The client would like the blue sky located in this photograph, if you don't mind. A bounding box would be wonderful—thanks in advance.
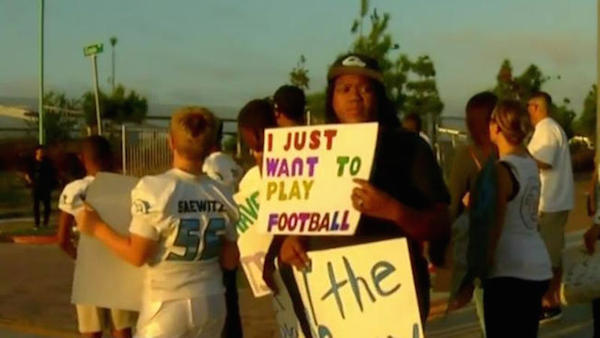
[0,0,595,118]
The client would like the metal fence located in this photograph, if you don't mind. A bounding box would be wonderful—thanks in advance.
[121,125,171,177]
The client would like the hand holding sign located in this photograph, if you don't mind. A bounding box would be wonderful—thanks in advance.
[258,123,378,236]
[351,178,399,222]
[280,236,310,270]
[75,203,102,236]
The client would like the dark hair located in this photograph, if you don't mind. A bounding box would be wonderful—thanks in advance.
[492,100,529,145]
[465,91,498,146]
[324,79,399,127]
[81,135,113,171]
[530,91,552,107]
[402,113,422,132]
[325,53,399,127]
[237,99,276,151]
[274,85,306,124]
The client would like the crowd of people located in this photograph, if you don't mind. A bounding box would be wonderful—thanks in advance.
[45,52,598,338]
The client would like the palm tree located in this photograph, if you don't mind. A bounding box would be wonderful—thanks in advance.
[109,36,117,92]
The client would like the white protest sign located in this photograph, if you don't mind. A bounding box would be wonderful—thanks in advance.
[235,167,309,336]
[272,271,306,338]
[257,123,378,236]
[293,238,423,338]
[71,172,144,311]
[234,182,272,297]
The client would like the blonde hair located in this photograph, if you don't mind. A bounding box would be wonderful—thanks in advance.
[170,106,218,161]
[491,100,530,145]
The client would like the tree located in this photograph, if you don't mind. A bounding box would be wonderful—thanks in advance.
[493,59,550,102]
[29,91,80,144]
[289,54,310,90]
[349,3,443,125]
[403,55,444,132]
[290,0,444,126]
[573,85,597,138]
[552,98,576,139]
[492,59,574,139]
[82,85,148,126]
[306,92,326,125]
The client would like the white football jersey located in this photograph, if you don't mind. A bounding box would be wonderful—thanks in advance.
[202,152,243,191]
[58,176,95,216]
[129,168,239,302]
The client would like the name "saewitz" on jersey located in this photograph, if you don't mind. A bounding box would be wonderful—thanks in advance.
[178,200,225,213]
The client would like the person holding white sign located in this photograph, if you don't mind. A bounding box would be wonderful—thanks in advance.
[237,98,313,337]
[57,136,137,338]
[482,101,551,337]
[76,107,240,338]
[279,53,451,323]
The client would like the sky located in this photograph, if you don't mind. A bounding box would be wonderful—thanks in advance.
[0,0,596,119]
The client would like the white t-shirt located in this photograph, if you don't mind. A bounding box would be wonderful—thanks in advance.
[527,117,574,212]
[58,176,95,216]
[129,168,239,302]
[202,152,243,191]
[489,155,552,281]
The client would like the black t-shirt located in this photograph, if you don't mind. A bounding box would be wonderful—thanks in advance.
[306,126,450,299]
[29,159,57,191]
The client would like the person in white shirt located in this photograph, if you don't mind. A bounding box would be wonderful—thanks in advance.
[485,100,552,338]
[202,121,244,338]
[77,107,240,338]
[203,122,243,192]
[57,135,137,338]
[526,91,574,322]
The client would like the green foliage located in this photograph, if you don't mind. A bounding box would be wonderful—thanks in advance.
[551,98,576,139]
[289,1,444,127]
[349,3,443,124]
[289,55,310,90]
[493,59,550,101]
[573,85,597,138]
[403,55,444,131]
[82,84,148,126]
[492,59,575,139]
[306,92,326,125]
[30,91,80,144]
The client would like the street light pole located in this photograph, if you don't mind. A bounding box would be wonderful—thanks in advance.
[110,36,117,93]
[597,0,600,163]
[38,0,45,145]
[90,54,102,135]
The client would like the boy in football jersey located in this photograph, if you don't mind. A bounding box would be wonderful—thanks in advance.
[77,107,240,337]
[57,135,137,338]
[202,120,244,338]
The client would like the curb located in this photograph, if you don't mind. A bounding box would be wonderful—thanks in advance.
[428,298,448,321]
[10,235,58,244]
[0,319,76,338]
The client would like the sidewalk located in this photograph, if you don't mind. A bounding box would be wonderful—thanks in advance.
[0,175,592,337]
